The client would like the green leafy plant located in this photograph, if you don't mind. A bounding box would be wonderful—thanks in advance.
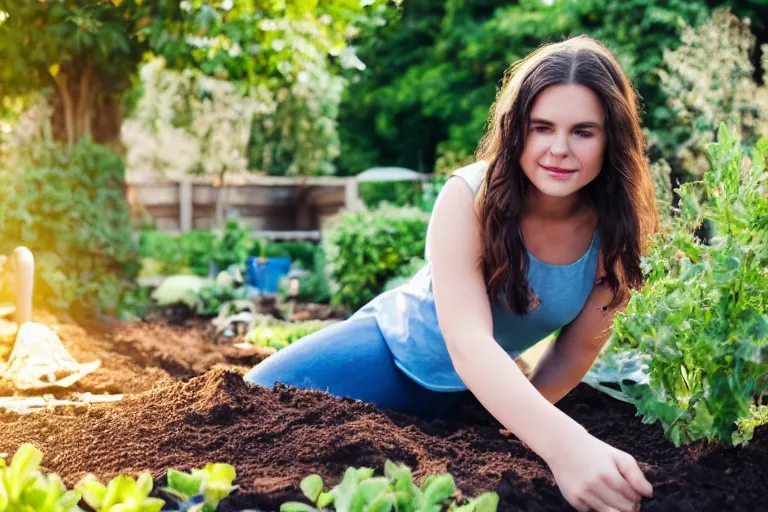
[162,463,237,512]
[75,472,164,512]
[245,321,332,351]
[0,134,138,317]
[323,204,429,311]
[0,443,82,512]
[281,460,499,512]
[151,270,246,318]
[587,124,768,447]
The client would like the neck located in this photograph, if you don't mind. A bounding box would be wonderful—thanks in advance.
[523,188,585,220]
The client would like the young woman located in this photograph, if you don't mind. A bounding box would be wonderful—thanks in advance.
[245,35,658,512]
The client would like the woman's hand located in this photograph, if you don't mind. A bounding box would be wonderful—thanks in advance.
[545,430,653,512]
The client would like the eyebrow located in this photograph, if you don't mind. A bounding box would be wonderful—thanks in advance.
[529,118,603,129]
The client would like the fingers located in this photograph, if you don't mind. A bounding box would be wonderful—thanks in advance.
[615,453,653,498]
[579,492,617,512]
[604,474,642,502]
[594,483,639,511]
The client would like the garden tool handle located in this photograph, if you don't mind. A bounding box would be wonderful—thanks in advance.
[11,247,34,324]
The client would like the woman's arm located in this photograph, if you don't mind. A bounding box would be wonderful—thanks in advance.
[429,186,651,512]
[429,178,589,462]
[529,278,624,404]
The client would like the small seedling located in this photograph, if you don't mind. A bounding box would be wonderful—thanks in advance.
[75,472,165,512]
[0,443,82,512]
[280,460,498,512]
[162,463,238,512]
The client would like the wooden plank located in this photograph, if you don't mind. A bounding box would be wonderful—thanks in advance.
[127,170,352,188]
[132,184,179,205]
[179,180,193,233]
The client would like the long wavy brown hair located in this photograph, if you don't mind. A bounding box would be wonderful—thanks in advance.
[474,35,659,315]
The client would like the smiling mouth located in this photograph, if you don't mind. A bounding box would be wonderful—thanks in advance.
[542,166,577,173]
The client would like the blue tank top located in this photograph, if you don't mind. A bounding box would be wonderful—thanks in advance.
[351,162,601,391]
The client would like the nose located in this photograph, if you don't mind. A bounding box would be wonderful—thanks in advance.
[549,132,569,157]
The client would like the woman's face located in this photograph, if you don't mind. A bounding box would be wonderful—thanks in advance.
[519,83,607,199]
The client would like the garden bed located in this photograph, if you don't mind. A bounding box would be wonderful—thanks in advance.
[0,315,765,511]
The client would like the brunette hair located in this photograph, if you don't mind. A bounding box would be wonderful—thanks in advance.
[474,35,658,315]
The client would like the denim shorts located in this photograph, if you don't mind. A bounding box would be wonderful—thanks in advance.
[243,314,472,418]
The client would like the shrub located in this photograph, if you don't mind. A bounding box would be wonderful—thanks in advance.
[139,222,320,278]
[0,136,137,317]
[587,125,768,447]
[323,204,429,311]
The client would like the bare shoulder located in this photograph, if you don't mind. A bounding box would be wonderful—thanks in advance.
[427,176,482,260]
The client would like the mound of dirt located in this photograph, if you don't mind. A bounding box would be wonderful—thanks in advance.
[0,314,264,398]
[0,366,765,511]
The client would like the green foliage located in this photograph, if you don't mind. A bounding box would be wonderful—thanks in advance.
[0,1,148,96]
[245,320,331,351]
[588,125,768,447]
[0,136,137,316]
[323,204,429,311]
[585,0,709,132]
[75,473,164,512]
[263,241,317,270]
[648,8,768,180]
[291,244,332,304]
[360,177,446,213]
[163,463,237,512]
[150,270,246,317]
[0,0,179,144]
[383,257,427,293]
[139,230,217,277]
[0,443,81,512]
[281,460,498,512]
[0,444,236,512]
[139,222,319,278]
[146,0,396,176]
[335,0,709,175]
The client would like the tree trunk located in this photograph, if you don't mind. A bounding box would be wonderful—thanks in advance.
[50,60,122,146]
[52,73,75,146]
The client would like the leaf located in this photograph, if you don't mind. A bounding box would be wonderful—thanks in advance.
[137,471,155,497]
[6,443,43,502]
[75,474,107,510]
[280,502,316,512]
[356,477,389,503]
[468,492,499,512]
[300,474,323,503]
[101,475,137,510]
[166,470,204,499]
[48,63,60,78]
[193,463,236,507]
[364,492,395,512]
[316,491,334,508]
[422,474,455,505]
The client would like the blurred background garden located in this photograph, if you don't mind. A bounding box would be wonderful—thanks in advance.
[0,0,766,338]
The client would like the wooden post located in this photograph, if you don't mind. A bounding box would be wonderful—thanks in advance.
[179,180,193,232]
[344,178,361,211]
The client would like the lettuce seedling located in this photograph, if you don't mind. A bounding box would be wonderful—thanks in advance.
[163,463,237,512]
[0,443,82,512]
[75,472,164,512]
[0,443,44,507]
[281,460,499,512]
[19,473,83,512]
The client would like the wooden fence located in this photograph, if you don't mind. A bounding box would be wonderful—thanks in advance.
[125,171,362,240]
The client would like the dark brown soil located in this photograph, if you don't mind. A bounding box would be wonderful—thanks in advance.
[0,315,766,511]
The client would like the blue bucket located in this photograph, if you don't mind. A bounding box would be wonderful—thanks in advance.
[246,257,293,294]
